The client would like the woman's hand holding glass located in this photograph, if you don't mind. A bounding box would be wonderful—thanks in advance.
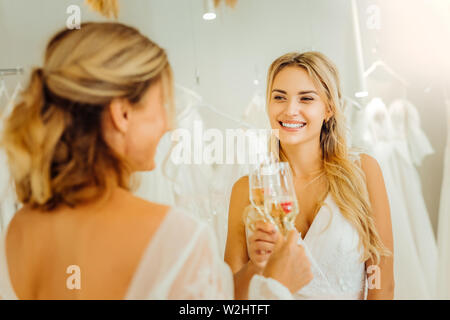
[247,219,281,270]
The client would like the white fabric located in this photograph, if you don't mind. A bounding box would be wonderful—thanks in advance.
[362,97,437,299]
[245,193,367,300]
[248,274,295,300]
[344,98,372,153]
[124,208,234,299]
[0,207,293,300]
[0,114,18,235]
[437,99,450,299]
[243,91,270,129]
[0,77,22,235]
[389,99,434,166]
[0,150,16,235]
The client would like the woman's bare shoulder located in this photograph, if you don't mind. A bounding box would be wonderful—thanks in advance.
[228,175,250,224]
[358,153,382,175]
[229,175,250,215]
[122,190,170,219]
[106,188,173,238]
[232,175,249,195]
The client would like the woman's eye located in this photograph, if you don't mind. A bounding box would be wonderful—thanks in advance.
[300,96,314,102]
[273,95,285,101]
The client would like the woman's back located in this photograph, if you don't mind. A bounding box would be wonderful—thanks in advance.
[4,188,169,299]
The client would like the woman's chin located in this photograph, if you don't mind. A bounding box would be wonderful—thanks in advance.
[144,162,156,171]
[279,134,305,146]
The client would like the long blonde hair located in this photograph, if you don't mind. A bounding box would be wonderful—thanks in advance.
[267,52,390,264]
[1,22,173,211]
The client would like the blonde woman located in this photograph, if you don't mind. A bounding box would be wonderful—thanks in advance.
[0,23,307,300]
[225,52,395,300]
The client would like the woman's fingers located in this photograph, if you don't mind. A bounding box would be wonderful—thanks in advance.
[252,241,274,253]
[248,229,277,267]
[249,229,278,244]
[249,237,275,257]
[254,220,277,234]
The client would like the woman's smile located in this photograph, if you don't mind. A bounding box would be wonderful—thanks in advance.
[278,120,308,132]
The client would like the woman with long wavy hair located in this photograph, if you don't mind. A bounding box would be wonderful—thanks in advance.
[0,22,308,300]
[225,52,394,300]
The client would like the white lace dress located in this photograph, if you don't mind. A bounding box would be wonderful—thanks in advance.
[0,207,296,300]
[363,97,437,299]
[246,193,367,300]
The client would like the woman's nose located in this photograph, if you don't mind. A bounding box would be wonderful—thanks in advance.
[285,98,300,116]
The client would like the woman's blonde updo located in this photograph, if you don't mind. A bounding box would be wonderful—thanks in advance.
[1,22,173,210]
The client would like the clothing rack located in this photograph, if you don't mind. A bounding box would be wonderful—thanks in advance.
[350,0,367,96]
[0,67,24,76]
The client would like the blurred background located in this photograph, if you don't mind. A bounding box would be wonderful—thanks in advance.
[0,0,449,299]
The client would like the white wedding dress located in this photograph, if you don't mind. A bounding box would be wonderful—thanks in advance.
[362,97,437,299]
[243,91,270,129]
[0,78,23,235]
[245,191,368,300]
[0,206,297,300]
[0,118,18,235]
[343,98,371,152]
[437,98,450,299]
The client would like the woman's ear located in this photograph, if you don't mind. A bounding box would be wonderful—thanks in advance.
[325,107,334,121]
[108,98,130,134]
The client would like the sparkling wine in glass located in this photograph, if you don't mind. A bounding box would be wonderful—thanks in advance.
[246,154,278,230]
[262,162,299,237]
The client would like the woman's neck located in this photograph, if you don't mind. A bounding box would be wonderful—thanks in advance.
[280,139,323,179]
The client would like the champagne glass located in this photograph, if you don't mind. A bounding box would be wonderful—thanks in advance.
[262,162,299,237]
[246,164,268,232]
[246,154,278,231]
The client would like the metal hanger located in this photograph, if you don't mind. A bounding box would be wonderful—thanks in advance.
[343,95,362,110]
[364,59,409,87]
[176,83,252,128]
[0,67,24,117]
[5,80,23,117]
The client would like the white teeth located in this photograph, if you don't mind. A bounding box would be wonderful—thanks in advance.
[281,122,306,128]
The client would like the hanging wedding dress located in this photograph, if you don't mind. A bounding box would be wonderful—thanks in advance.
[437,98,450,299]
[343,97,370,151]
[243,90,270,129]
[0,80,19,236]
[0,147,16,236]
[363,97,437,299]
